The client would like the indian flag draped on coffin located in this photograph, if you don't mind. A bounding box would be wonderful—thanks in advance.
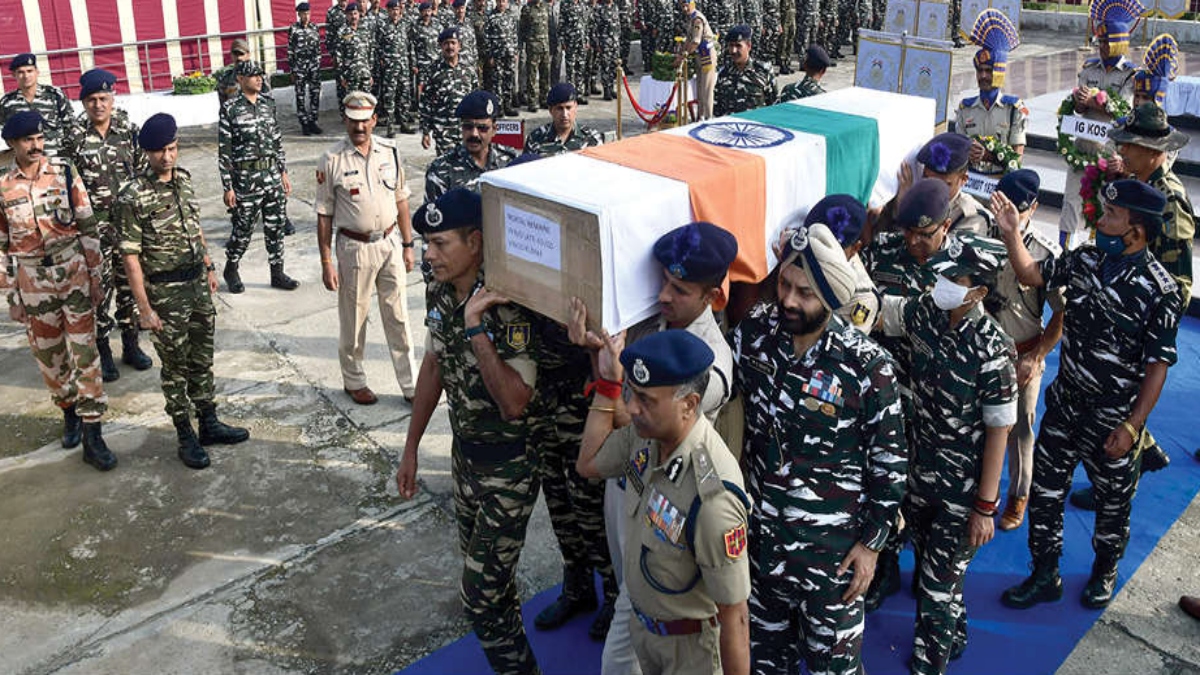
[478,87,935,333]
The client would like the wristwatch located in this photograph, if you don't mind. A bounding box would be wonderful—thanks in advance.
[402,240,415,249]
[205,262,216,272]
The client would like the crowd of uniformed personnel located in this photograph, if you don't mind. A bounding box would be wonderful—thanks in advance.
[0,0,1197,673]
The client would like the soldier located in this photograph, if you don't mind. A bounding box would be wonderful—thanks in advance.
[576,329,752,675]
[739,0,764,40]
[561,0,592,105]
[452,0,480,74]
[337,3,375,108]
[360,0,384,95]
[289,2,325,135]
[520,0,552,111]
[420,28,478,156]
[875,134,990,237]
[0,54,74,157]
[833,0,858,60]
[0,111,114,469]
[116,114,250,470]
[378,0,418,136]
[995,179,1182,612]
[326,0,351,71]
[470,0,492,86]
[737,223,905,675]
[411,1,445,93]
[436,0,456,27]
[523,83,603,155]
[713,25,777,117]
[778,44,828,101]
[214,39,257,108]
[485,0,521,116]
[425,90,517,201]
[878,233,1016,674]
[549,0,563,84]
[615,0,632,74]
[397,187,545,675]
[816,0,839,59]
[63,69,153,383]
[590,0,621,101]
[956,10,1025,178]
[760,0,781,70]
[218,60,298,294]
[637,0,662,74]
[675,0,718,120]
[776,0,796,74]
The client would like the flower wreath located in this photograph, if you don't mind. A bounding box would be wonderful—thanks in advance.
[974,135,1022,173]
[1078,155,1124,231]
[1055,87,1132,172]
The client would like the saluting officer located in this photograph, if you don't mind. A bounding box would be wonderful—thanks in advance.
[873,134,990,237]
[0,54,74,157]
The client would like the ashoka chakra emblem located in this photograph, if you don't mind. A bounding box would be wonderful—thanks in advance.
[689,121,794,149]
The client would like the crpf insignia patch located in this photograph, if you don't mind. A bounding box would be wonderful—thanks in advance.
[851,302,870,325]
[724,523,747,559]
[507,323,530,350]
[633,446,650,475]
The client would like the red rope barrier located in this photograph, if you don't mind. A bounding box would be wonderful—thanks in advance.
[621,73,677,125]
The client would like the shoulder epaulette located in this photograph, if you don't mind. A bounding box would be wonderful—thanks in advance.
[1147,259,1179,294]
[1082,56,1101,67]
[1025,227,1062,257]
[961,95,979,107]
[1000,93,1020,106]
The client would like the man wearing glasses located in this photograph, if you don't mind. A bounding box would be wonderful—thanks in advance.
[424,89,516,202]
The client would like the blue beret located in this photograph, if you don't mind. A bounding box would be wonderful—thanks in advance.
[804,194,866,246]
[507,151,542,167]
[418,1,432,9]
[439,26,460,42]
[620,330,714,388]
[653,221,738,285]
[296,2,311,10]
[896,178,950,229]
[930,233,1008,280]
[456,89,500,118]
[547,82,577,106]
[1103,178,1167,237]
[138,113,178,150]
[726,25,752,42]
[10,53,36,71]
[804,44,830,70]
[235,60,265,77]
[916,132,971,174]
[996,169,1040,212]
[78,69,117,100]
[386,0,400,6]
[453,0,467,6]
[413,188,482,234]
[2,110,43,140]
[346,2,360,10]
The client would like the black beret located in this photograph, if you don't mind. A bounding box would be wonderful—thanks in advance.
[995,169,1040,212]
[896,178,950,229]
[453,0,467,7]
[418,1,432,9]
[235,60,265,77]
[1103,178,1167,238]
[78,69,117,100]
[386,0,400,6]
[917,132,971,174]
[2,110,43,140]
[507,152,542,167]
[725,25,752,42]
[10,53,36,71]
[803,194,866,246]
[346,1,361,10]
[439,26,460,42]
[138,113,178,150]
[620,330,714,388]
[296,2,311,10]
[804,44,831,70]
[456,89,500,118]
[547,82,576,106]
[413,188,482,234]
[652,221,738,285]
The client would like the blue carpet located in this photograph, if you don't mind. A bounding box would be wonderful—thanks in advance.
[400,316,1200,675]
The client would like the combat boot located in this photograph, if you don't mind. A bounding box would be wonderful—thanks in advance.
[224,260,245,294]
[283,217,297,236]
[589,81,601,96]
[197,403,250,446]
[270,263,300,290]
[1140,442,1170,473]
[1001,556,1063,609]
[301,122,314,136]
[400,118,418,134]
[588,573,618,641]
[863,547,901,612]
[97,337,121,382]
[121,328,153,370]
[62,404,83,449]
[81,421,117,471]
[311,122,324,135]
[1082,554,1119,608]
[1070,486,1097,511]
[175,416,211,469]
[577,96,589,106]
[602,88,614,101]
[534,566,598,630]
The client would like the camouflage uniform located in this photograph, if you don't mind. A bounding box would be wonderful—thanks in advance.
[777,0,796,71]
[861,231,943,385]
[797,0,819,57]
[470,2,492,87]
[522,121,603,155]
[615,0,632,72]
[410,16,444,88]
[326,4,351,104]
[288,18,324,128]
[437,1,456,28]
[713,58,777,116]
[485,6,521,110]
[834,0,858,56]
[218,93,288,266]
[881,292,1016,675]
[0,85,74,157]
[734,305,906,675]
[113,168,217,422]
[424,143,518,202]
[62,110,146,343]
[425,270,544,675]
[560,0,591,101]
[777,73,824,101]
[1147,166,1195,304]
[337,23,376,104]
[636,0,664,73]
[738,0,764,34]
[0,156,107,419]
[707,0,736,38]
[361,6,385,95]
[419,60,479,155]
[520,0,552,107]
[378,14,416,130]
[590,0,621,99]
[760,0,781,64]
[455,15,481,72]
[816,0,838,54]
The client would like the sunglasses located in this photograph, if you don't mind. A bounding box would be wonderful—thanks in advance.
[461,122,492,132]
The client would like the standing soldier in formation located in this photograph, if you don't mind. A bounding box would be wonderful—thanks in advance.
[0,111,114,469]
[549,0,563,85]
[523,83,603,155]
[117,113,250,470]
[778,45,829,101]
[337,3,375,110]
[676,0,717,120]
[411,2,445,95]
[615,0,632,75]
[452,0,480,74]
[424,90,517,201]
[218,61,298,294]
[327,0,351,75]
[378,0,419,136]
[437,0,457,27]
[561,0,592,105]
[63,69,153,384]
[470,0,492,86]
[796,0,818,61]
[421,27,479,156]
[214,39,265,109]
[486,0,521,116]
[591,0,621,101]
[776,0,796,73]
[736,223,906,675]
[1,54,75,157]
[360,0,383,96]
[637,0,662,74]
[521,0,553,111]
[760,0,781,68]
[289,2,325,136]
[398,187,546,675]
[713,25,777,117]
[833,0,858,60]
[956,10,1025,179]
[817,0,839,60]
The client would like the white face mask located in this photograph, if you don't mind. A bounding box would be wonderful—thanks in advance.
[931,275,973,311]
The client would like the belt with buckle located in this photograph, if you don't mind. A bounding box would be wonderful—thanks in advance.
[632,605,716,637]
[233,158,276,171]
[337,224,395,243]
[147,264,203,284]
[16,236,82,268]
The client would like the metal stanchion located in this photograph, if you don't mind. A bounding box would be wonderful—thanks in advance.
[617,63,624,139]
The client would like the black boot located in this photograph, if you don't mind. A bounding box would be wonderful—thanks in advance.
[311,122,324,135]
[283,217,296,236]
[1001,556,1063,609]
[1070,485,1097,511]
[577,96,589,106]
[81,421,117,471]
[62,404,83,449]
[270,263,300,290]
[197,403,250,446]
[301,121,314,136]
[864,547,901,612]
[1082,555,1119,608]
[97,338,120,382]
[1140,443,1170,473]
[175,417,211,469]
[588,574,618,641]
[121,328,153,370]
[224,260,245,294]
[534,566,598,630]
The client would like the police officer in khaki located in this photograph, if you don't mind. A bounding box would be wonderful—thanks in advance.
[578,329,751,675]
[316,91,418,406]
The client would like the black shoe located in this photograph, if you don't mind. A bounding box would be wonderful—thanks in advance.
[1082,556,1119,608]
[301,123,314,136]
[588,596,616,641]
[602,90,614,101]
[864,549,901,613]
[830,49,845,59]
[589,84,602,96]
[283,218,296,236]
[312,123,324,135]
[1070,486,1097,511]
[197,403,250,446]
[270,263,300,290]
[503,107,519,117]
[62,404,83,449]
[175,417,211,470]
[97,338,120,382]
[224,261,245,294]
[400,121,418,134]
[526,104,538,113]
[577,97,589,106]
[953,36,966,48]
[121,328,153,370]
[1001,558,1063,609]
[534,567,598,630]
[1140,443,1170,473]
[82,421,117,471]
[779,64,793,74]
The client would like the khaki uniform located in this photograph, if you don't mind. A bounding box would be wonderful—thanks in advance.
[684,9,717,120]
[315,135,417,395]
[946,189,992,237]
[835,253,881,332]
[953,92,1028,175]
[593,418,751,675]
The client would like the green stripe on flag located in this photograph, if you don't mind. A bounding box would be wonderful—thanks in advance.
[733,104,880,205]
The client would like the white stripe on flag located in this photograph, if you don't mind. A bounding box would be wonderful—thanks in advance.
[161,0,185,78]
[19,0,50,86]
[115,0,144,93]
[204,0,224,71]
[69,0,95,72]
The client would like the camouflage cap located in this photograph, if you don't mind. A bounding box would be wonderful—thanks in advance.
[620,330,713,388]
[230,38,250,55]
[235,60,265,77]
[929,233,1007,280]
[1109,102,1189,153]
